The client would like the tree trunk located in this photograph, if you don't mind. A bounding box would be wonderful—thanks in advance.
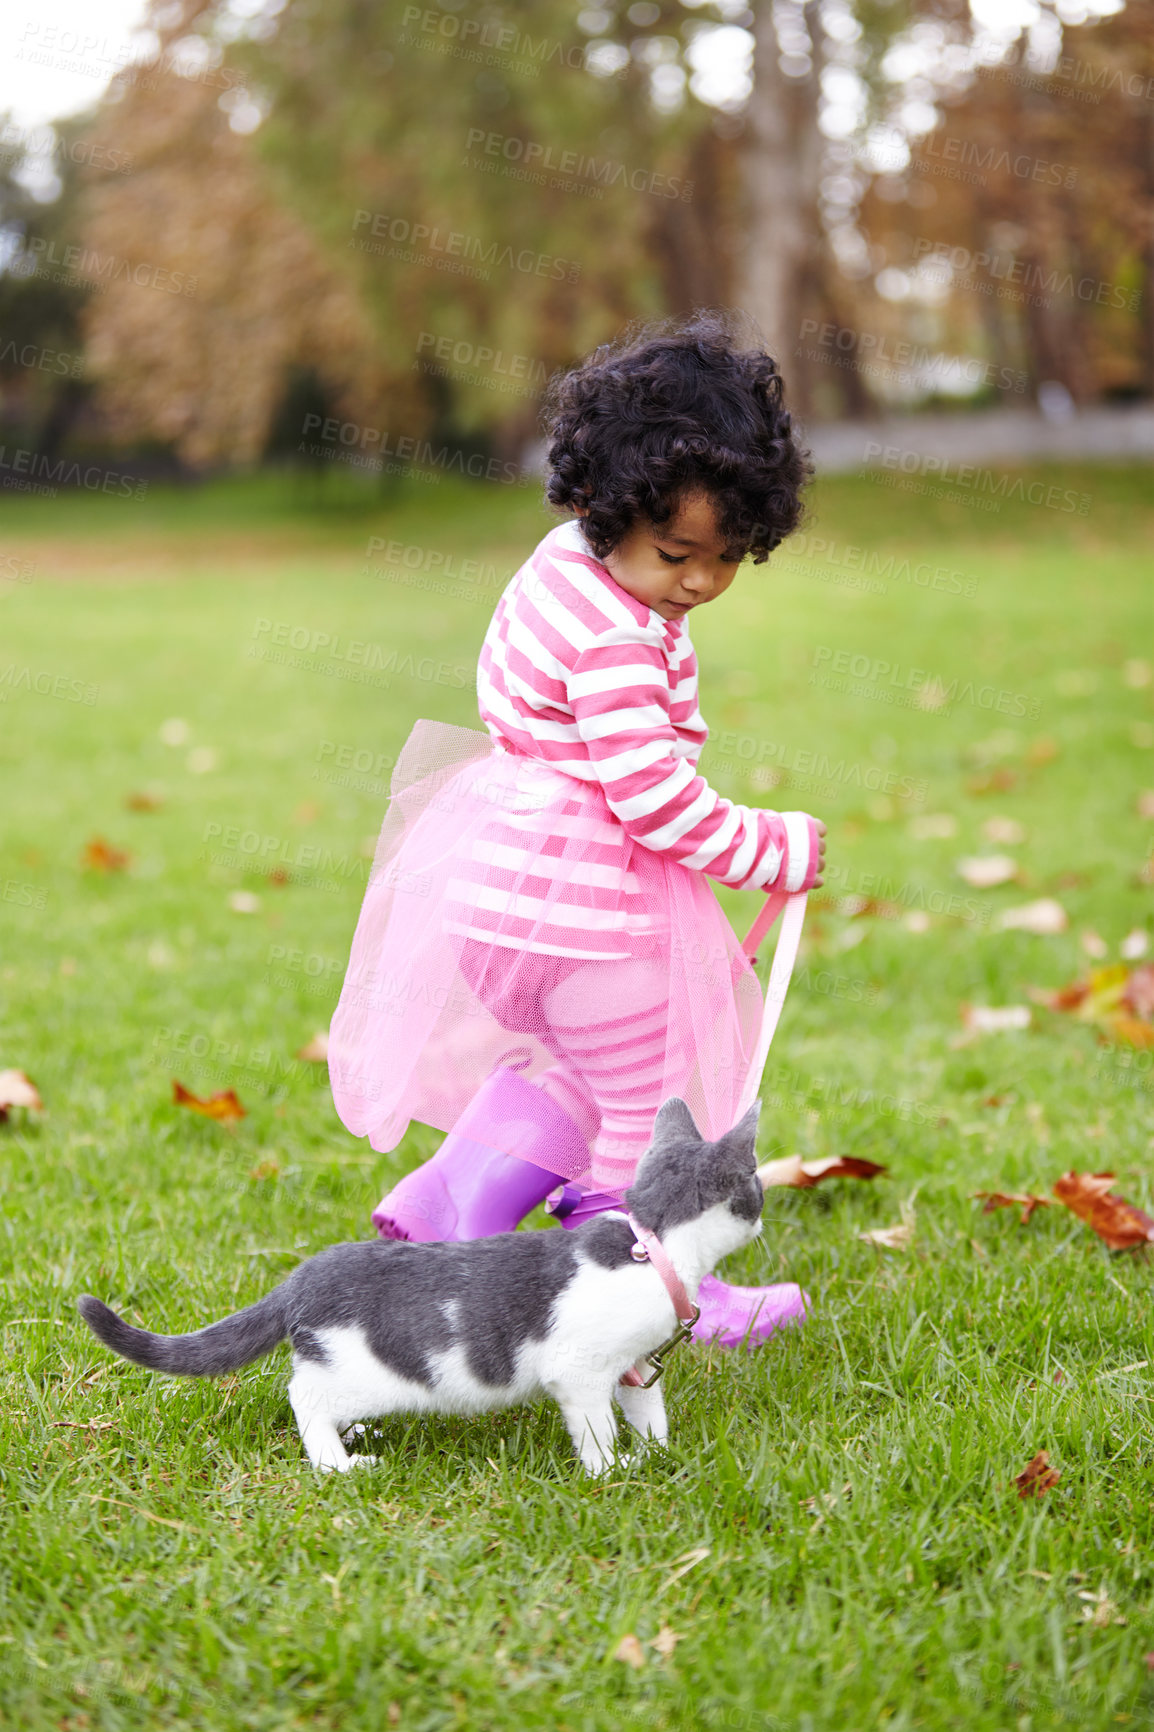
[736,0,825,414]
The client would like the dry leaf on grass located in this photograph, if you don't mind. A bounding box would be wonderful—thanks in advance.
[973,1191,1051,1225]
[859,1221,914,1250]
[1016,1451,1060,1498]
[1121,929,1150,962]
[124,790,164,812]
[1079,1587,1126,1628]
[612,1634,646,1670]
[860,1198,916,1251]
[0,1069,43,1119]
[297,1032,329,1063]
[1052,1171,1154,1251]
[966,767,1019,796]
[995,899,1068,935]
[172,1080,247,1122]
[909,813,957,840]
[651,1625,683,1659]
[982,817,1027,845]
[960,1004,1032,1034]
[228,891,261,915]
[81,837,131,873]
[957,854,1019,888]
[756,1154,887,1189]
[1137,792,1154,820]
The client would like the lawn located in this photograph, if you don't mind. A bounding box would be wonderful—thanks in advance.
[2,458,1154,1731]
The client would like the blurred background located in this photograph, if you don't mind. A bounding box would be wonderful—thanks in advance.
[0,0,1151,478]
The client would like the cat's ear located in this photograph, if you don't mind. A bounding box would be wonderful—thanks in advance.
[652,1097,700,1143]
[715,1099,761,1173]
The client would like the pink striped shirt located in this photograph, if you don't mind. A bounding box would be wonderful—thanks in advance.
[444,521,815,959]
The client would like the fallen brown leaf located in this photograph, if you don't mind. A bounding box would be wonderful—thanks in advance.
[296,1032,329,1063]
[612,1633,646,1670]
[966,768,1019,795]
[172,1081,247,1122]
[0,1069,43,1119]
[1015,1451,1060,1499]
[124,791,164,812]
[974,1191,1052,1226]
[756,1154,886,1189]
[650,1625,683,1659]
[1053,1171,1154,1251]
[81,837,131,873]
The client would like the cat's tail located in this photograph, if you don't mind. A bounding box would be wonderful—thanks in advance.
[77,1290,287,1376]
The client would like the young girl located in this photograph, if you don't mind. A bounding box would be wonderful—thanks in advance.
[328,313,825,1349]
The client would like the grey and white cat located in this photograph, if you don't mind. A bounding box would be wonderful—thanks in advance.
[77,1097,764,1475]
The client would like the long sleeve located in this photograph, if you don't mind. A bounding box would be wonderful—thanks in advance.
[567,625,816,893]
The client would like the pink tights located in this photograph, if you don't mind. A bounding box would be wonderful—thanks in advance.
[457,940,674,1192]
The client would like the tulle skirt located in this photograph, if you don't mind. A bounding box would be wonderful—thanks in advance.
[328,720,765,1191]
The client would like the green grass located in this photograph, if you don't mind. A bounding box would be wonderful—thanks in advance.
[2,461,1154,1730]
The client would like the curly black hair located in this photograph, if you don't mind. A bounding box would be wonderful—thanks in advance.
[543,311,810,563]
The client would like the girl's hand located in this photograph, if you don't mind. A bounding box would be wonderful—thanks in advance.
[813,820,826,888]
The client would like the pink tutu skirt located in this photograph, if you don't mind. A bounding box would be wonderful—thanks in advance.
[328,720,765,1192]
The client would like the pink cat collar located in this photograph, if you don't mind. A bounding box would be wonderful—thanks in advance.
[619,1214,701,1390]
[626,1214,697,1325]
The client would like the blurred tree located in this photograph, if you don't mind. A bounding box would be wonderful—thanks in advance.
[0,113,96,451]
[77,0,731,467]
[855,0,1153,406]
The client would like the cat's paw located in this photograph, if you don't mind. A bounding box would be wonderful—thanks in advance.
[346,1453,378,1470]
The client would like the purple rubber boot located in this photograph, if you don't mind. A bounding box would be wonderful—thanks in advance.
[546,1188,810,1349]
[689,1272,809,1350]
[372,1067,587,1243]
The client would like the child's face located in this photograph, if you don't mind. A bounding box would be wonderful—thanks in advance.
[595,491,744,623]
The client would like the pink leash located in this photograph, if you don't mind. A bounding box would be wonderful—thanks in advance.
[736,887,808,1118]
